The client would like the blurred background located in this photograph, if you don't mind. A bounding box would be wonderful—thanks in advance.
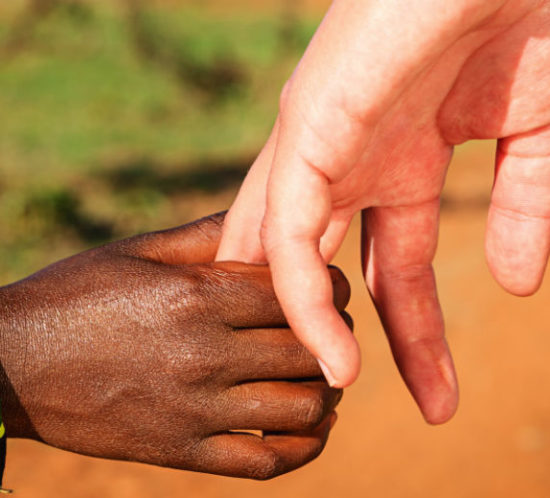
[1,1,550,497]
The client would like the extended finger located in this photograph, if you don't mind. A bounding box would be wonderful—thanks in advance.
[362,202,458,424]
[195,415,334,479]
[222,380,342,432]
[486,127,550,296]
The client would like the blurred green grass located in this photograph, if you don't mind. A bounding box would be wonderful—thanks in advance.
[0,1,319,283]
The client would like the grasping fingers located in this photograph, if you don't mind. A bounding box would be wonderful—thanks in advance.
[261,161,359,387]
[194,414,335,480]
[224,380,342,433]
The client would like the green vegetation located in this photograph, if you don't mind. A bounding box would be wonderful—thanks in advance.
[0,1,319,283]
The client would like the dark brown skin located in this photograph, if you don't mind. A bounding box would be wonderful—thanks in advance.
[0,213,351,480]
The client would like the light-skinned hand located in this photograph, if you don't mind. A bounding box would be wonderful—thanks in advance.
[217,0,550,423]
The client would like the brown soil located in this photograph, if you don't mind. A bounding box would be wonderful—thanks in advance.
[6,143,550,497]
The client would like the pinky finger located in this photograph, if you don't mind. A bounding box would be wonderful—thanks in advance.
[195,414,335,480]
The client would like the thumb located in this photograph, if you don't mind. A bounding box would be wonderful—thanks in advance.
[117,212,226,265]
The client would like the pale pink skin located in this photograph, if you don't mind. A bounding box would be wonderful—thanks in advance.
[217,0,550,424]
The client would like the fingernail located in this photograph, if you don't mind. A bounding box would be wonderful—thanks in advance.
[329,412,338,430]
[318,359,338,387]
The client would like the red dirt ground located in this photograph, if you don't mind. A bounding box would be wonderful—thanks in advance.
[6,142,550,497]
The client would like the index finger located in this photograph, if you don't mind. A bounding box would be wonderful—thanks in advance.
[261,169,360,387]
[206,263,351,330]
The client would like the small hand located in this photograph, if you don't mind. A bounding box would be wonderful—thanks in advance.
[0,214,349,479]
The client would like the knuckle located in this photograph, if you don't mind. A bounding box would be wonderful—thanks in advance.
[259,216,290,260]
[181,267,205,293]
[163,267,205,304]
[177,267,233,321]
[298,392,325,429]
[175,337,233,387]
[195,211,226,231]
[249,449,280,481]
[374,263,434,286]
[259,217,276,254]
[492,203,550,223]
[308,437,325,461]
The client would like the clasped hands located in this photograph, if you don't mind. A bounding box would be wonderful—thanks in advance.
[5,0,550,482]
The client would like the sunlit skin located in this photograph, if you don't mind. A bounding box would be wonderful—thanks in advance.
[0,214,350,480]
[217,0,550,424]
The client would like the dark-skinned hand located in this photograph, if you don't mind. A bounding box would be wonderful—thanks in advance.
[0,213,350,480]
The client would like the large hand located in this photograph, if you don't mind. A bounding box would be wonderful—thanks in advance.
[217,0,550,423]
[0,214,350,479]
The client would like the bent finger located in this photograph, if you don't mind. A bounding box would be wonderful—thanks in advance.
[486,128,550,296]
[232,328,322,380]
[223,380,342,432]
[363,202,458,424]
[232,310,353,382]
[262,167,359,387]
[206,263,351,329]
[196,415,334,479]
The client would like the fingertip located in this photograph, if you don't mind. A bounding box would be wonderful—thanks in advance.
[486,261,543,297]
[421,388,459,425]
[485,228,545,297]
[317,335,361,388]
[394,336,459,426]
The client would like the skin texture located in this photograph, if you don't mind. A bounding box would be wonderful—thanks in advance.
[217,0,550,424]
[0,213,350,480]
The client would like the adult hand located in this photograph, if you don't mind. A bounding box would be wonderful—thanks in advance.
[217,0,550,423]
[0,214,350,479]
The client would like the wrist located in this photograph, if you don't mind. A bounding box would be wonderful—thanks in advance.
[0,282,37,440]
